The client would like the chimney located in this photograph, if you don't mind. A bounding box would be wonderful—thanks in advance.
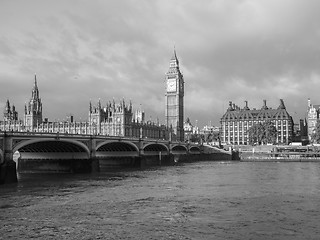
[227,101,233,111]
[278,99,286,110]
[244,100,250,110]
[262,99,268,110]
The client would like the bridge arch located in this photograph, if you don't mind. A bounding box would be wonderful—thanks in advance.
[172,145,188,151]
[96,141,139,152]
[189,146,201,154]
[143,143,169,152]
[171,145,188,155]
[96,141,139,157]
[12,139,91,173]
[13,139,90,157]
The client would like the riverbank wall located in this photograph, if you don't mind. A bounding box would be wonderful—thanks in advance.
[235,145,320,162]
[177,145,233,163]
[177,153,232,163]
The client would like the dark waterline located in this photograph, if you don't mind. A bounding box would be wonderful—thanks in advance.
[1,161,320,239]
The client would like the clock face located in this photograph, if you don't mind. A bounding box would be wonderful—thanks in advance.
[167,78,176,92]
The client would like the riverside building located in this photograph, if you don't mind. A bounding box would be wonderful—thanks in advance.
[307,98,320,141]
[220,99,294,145]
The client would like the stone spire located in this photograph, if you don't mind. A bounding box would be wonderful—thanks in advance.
[171,47,179,66]
[31,74,40,100]
[89,100,92,112]
[169,47,179,70]
[5,99,10,112]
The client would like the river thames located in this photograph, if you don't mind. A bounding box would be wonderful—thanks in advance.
[1,161,320,239]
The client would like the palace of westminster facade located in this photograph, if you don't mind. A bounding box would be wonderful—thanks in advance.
[0,51,185,142]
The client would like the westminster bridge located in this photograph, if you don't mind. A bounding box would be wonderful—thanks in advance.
[0,131,212,184]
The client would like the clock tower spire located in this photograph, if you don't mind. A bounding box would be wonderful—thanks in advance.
[165,48,184,141]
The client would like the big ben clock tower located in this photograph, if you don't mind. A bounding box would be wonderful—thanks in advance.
[165,49,184,141]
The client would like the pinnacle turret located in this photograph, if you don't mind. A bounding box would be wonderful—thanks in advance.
[32,74,40,100]
[169,48,179,69]
[24,75,43,127]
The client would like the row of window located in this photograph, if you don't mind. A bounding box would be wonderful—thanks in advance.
[222,120,289,126]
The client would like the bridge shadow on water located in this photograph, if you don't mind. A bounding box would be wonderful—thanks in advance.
[0,164,174,195]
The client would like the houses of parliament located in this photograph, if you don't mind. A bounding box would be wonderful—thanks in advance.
[0,50,185,142]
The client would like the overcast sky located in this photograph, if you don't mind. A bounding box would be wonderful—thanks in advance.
[1,0,320,127]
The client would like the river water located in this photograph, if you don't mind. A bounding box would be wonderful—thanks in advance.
[1,161,320,239]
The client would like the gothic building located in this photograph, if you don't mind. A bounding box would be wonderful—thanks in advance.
[3,99,18,122]
[89,99,133,136]
[24,75,43,130]
[220,99,294,145]
[88,100,167,138]
[1,75,169,140]
[165,49,184,141]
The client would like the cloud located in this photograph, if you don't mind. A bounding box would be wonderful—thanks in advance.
[0,0,320,127]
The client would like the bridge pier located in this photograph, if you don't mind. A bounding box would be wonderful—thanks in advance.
[0,159,17,184]
[0,133,17,184]
[91,157,100,172]
[139,156,147,168]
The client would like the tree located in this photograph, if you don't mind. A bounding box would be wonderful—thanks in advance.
[311,120,320,143]
[247,121,277,145]
[205,133,213,143]
[263,121,277,144]
[248,123,264,145]
[189,133,205,144]
[189,133,201,143]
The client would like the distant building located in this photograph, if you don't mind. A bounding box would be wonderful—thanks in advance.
[220,99,294,145]
[200,124,220,146]
[200,125,219,135]
[183,117,198,141]
[3,99,18,123]
[134,107,145,124]
[299,119,308,142]
[307,98,320,141]
[294,119,308,144]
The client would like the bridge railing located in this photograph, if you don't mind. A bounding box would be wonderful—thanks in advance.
[0,130,176,144]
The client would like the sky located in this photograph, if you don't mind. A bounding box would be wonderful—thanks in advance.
[1,0,320,128]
